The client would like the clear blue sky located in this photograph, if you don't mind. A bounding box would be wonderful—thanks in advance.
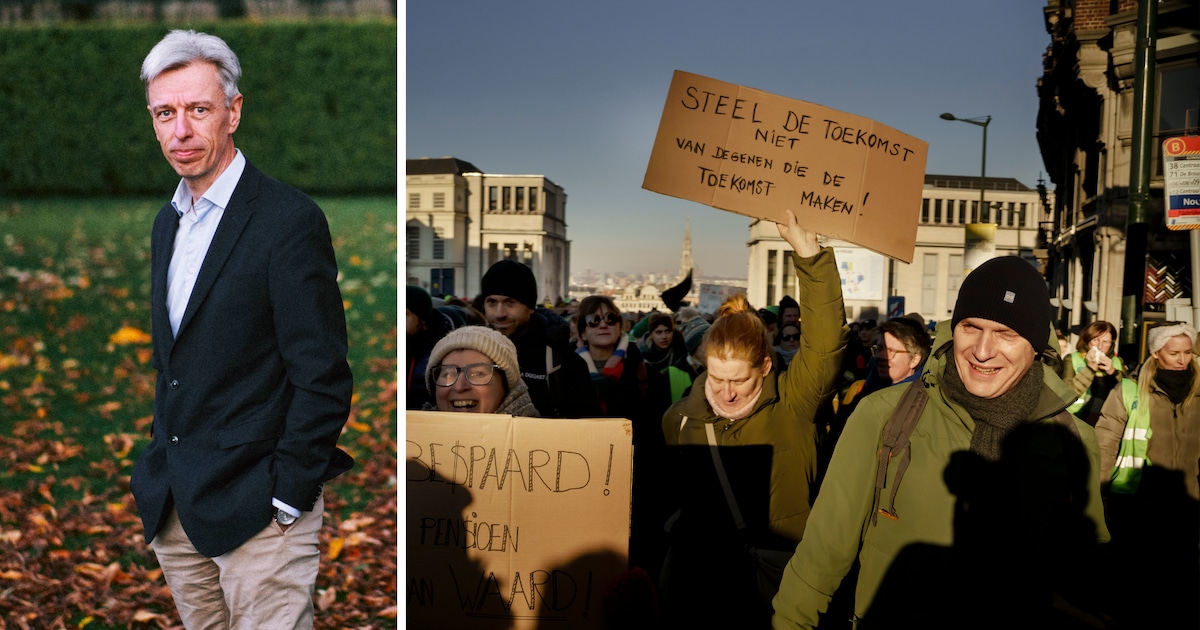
[404,0,1054,278]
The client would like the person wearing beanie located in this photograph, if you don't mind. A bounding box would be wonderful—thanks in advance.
[423,326,539,417]
[479,260,600,418]
[407,285,448,411]
[677,312,711,374]
[774,255,1110,628]
[1093,320,1200,627]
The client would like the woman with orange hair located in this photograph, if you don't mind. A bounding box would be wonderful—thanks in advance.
[658,210,849,625]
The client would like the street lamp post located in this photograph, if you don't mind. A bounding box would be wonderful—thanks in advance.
[940,113,991,223]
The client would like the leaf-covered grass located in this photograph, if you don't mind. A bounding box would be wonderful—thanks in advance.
[0,197,398,628]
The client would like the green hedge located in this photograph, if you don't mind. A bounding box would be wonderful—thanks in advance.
[0,21,396,196]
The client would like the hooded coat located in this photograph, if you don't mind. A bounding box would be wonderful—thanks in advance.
[662,247,848,543]
[772,320,1110,629]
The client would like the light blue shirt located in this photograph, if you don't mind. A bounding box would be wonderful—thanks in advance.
[166,149,245,338]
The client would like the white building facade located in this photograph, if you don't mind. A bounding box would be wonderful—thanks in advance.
[406,157,572,304]
[746,175,1053,323]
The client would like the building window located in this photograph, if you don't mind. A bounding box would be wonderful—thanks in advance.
[523,243,534,266]
[781,249,794,298]
[516,187,525,212]
[529,187,538,212]
[922,253,938,314]
[407,225,420,260]
[502,187,512,212]
[947,254,963,310]
[432,228,445,260]
[980,202,990,224]
[971,200,979,224]
[957,200,966,224]
[489,187,498,211]
[488,243,499,266]
[408,193,420,209]
[1006,202,1017,227]
[921,198,930,223]
[503,243,518,261]
[545,190,556,216]
[766,249,777,307]
[933,198,943,224]
[433,192,445,209]
[1018,203,1028,227]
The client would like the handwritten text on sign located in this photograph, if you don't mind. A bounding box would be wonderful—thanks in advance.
[406,411,633,630]
[643,70,929,263]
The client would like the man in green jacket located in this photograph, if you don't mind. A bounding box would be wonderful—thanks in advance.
[773,256,1110,629]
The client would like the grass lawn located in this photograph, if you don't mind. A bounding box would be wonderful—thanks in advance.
[0,196,398,628]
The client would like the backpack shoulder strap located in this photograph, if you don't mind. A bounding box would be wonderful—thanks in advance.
[872,379,929,526]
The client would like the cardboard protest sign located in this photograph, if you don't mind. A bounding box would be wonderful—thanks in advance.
[643,70,929,263]
[698,283,746,314]
[406,411,634,630]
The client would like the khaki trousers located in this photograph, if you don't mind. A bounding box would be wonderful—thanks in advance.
[150,495,324,630]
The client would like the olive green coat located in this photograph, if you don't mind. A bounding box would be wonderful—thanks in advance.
[772,320,1110,629]
[662,247,848,543]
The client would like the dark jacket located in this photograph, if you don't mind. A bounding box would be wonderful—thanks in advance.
[131,163,354,557]
[510,311,601,418]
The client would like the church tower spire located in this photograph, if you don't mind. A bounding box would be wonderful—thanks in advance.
[679,218,695,282]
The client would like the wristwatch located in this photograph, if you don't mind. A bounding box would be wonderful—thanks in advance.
[275,508,299,526]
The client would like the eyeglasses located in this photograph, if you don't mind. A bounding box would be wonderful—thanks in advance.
[434,363,502,387]
[585,312,621,328]
[871,344,910,359]
[780,333,800,342]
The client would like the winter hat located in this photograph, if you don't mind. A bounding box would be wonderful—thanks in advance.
[426,325,522,395]
[952,256,1050,353]
[480,260,538,309]
[680,316,711,356]
[407,285,433,321]
[1148,322,1197,355]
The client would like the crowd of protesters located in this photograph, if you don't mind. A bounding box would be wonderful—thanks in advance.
[407,215,1198,628]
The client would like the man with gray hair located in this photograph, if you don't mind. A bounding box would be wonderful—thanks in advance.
[130,30,354,628]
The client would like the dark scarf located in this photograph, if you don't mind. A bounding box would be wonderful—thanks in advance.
[1155,364,1195,406]
[942,359,1045,462]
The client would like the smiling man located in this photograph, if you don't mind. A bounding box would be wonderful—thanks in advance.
[773,255,1110,628]
[478,260,599,418]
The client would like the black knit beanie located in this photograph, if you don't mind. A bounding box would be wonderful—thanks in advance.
[951,256,1050,353]
[480,260,538,309]
[406,285,433,321]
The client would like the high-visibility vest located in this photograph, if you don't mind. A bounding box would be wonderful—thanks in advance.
[1066,351,1125,415]
[666,365,693,403]
[1110,378,1150,494]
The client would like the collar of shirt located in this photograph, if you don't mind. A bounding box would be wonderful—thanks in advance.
[170,149,247,218]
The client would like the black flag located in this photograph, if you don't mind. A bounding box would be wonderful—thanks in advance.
[662,269,693,312]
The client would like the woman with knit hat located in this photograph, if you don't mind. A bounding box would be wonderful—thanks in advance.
[423,326,539,417]
[638,311,697,406]
[1094,321,1200,627]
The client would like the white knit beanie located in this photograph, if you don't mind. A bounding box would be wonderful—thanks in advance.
[425,326,522,395]
[1147,322,1198,356]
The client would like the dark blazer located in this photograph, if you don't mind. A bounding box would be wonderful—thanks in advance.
[131,162,354,557]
